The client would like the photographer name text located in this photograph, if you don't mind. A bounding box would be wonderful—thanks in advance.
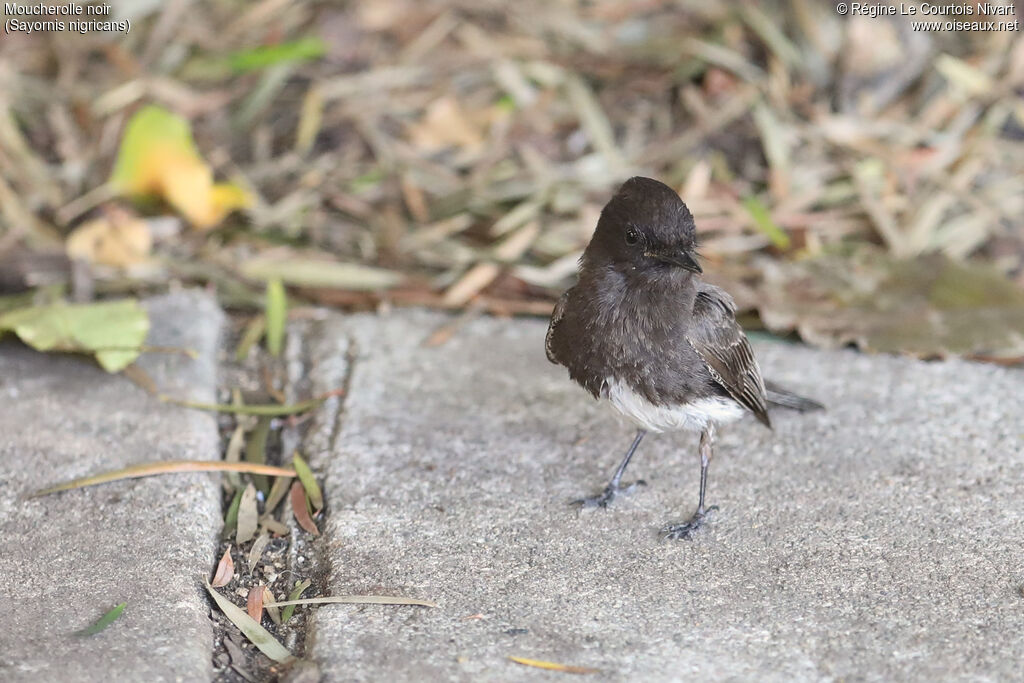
[836,3,1019,30]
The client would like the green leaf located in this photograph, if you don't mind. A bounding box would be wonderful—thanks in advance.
[204,578,295,663]
[291,452,322,512]
[222,488,243,539]
[246,417,272,495]
[265,279,286,356]
[0,300,149,372]
[742,196,790,249]
[348,167,386,193]
[0,292,37,316]
[75,602,127,636]
[495,94,517,112]
[281,579,312,623]
[228,37,326,73]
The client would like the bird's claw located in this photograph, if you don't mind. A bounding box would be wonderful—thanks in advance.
[659,506,718,540]
[570,480,647,509]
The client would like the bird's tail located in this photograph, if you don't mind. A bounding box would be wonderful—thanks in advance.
[764,380,825,412]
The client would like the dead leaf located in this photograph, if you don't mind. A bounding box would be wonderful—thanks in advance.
[240,255,402,291]
[935,53,995,97]
[29,460,296,498]
[205,578,293,663]
[223,636,257,683]
[236,483,259,545]
[65,207,152,267]
[263,476,292,517]
[291,452,323,512]
[260,516,290,537]
[121,363,157,395]
[263,587,281,625]
[235,315,266,362]
[248,531,270,574]
[295,84,323,154]
[400,173,429,223]
[246,585,265,622]
[212,548,234,587]
[759,248,1024,361]
[290,481,320,536]
[422,304,484,347]
[408,96,484,152]
[443,262,501,306]
[508,656,600,674]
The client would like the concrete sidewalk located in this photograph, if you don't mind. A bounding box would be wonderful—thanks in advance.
[2,301,1022,682]
[302,311,1024,682]
[0,292,224,682]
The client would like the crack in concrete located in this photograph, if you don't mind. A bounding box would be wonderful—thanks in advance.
[328,333,359,456]
[209,316,357,682]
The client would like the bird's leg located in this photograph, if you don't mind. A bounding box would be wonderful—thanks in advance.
[572,429,647,508]
[661,426,717,539]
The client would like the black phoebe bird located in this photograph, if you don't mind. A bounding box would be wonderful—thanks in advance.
[546,177,821,539]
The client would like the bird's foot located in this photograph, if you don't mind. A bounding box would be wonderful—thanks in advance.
[570,480,646,509]
[659,506,718,540]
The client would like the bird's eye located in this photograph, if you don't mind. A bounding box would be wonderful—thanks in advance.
[624,228,640,246]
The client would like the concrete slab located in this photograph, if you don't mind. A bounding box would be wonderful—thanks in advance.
[0,291,224,682]
[302,310,1024,682]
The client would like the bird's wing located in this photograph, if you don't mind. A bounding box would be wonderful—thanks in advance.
[545,290,570,364]
[685,284,770,427]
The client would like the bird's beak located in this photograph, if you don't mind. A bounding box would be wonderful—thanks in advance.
[646,249,702,273]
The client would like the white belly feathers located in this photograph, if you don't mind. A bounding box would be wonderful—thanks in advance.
[605,377,745,433]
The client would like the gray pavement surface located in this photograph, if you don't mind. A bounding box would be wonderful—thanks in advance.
[3,300,1023,682]
[303,311,1024,682]
[0,291,224,682]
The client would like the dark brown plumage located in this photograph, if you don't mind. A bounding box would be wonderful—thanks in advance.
[547,176,819,538]
[686,287,770,427]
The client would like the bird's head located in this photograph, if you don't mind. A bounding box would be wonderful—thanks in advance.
[582,177,702,280]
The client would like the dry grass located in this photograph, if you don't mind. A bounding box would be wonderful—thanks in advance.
[0,0,1022,313]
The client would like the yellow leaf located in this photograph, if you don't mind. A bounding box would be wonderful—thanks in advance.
[160,156,216,228]
[110,105,250,230]
[66,208,152,267]
[210,183,252,220]
[110,107,200,195]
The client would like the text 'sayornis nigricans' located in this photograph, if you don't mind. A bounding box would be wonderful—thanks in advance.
[546,177,821,539]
